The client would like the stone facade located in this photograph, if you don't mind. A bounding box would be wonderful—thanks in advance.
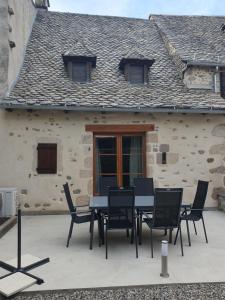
[0,110,224,213]
[183,66,217,90]
[0,0,36,98]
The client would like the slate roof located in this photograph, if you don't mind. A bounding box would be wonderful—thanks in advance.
[2,11,225,112]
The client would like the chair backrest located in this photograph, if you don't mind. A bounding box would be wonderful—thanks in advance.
[63,183,76,216]
[100,176,118,196]
[108,187,135,226]
[153,188,183,228]
[191,180,209,217]
[134,177,154,196]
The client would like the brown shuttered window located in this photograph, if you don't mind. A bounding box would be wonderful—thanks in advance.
[37,143,57,174]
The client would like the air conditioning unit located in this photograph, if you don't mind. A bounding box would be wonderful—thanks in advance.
[0,188,17,217]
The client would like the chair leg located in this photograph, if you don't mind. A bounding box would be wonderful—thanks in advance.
[193,221,197,235]
[134,220,138,258]
[150,228,153,258]
[126,229,129,237]
[201,215,208,243]
[130,228,134,244]
[164,229,167,236]
[105,224,108,259]
[89,211,95,250]
[137,212,140,236]
[185,219,191,246]
[139,212,143,245]
[66,220,74,248]
[174,227,179,245]
[179,226,184,256]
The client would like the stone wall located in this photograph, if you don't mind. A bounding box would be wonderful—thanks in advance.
[0,110,224,213]
[0,0,9,98]
[0,0,36,98]
[183,66,216,90]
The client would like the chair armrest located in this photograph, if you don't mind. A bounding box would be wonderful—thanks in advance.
[143,212,151,219]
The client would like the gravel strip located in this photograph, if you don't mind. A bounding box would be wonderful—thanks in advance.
[1,282,225,300]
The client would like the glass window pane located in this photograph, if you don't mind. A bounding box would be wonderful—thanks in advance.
[97,155,117,174]
[96,137,116,154]
[122,136,142,154]
[122,154,143,173]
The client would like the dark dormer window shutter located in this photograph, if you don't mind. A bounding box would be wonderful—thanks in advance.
[37,143,57,174]
[72,62,88,83]
[128,64,145,84]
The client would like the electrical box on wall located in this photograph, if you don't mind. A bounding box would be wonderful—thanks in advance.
[0,188,17,217]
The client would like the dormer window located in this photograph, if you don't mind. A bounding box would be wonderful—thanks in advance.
[62,41,96,83]
[119,51,155,85]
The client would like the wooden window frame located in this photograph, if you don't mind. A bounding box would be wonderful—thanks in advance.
[37,143,57,174]
[93,133,146,195]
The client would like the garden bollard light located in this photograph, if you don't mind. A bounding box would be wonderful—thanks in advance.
[160,240,169,278]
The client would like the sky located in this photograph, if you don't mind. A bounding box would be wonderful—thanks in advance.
[49,0,225,18]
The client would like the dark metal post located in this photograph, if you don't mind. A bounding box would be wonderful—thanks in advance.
[17,209,21,269]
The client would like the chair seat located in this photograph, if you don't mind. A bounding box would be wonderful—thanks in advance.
[74,213,96,224]
[107,219,133,230]
[181,213,201,221]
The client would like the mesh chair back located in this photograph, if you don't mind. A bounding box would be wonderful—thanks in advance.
[63,183,76,215]
[108,188,135,226]
[100,176,118,196]
[153,188,183,228]
[134,177,154,196]
[192,180,209,217]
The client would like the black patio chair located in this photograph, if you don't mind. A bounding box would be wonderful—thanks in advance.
[144,188,184,258]
[99,176,118,196]
[174,180,209,246]
[103,187,138,259]
[63,183,97,248]
[134,177,154,245]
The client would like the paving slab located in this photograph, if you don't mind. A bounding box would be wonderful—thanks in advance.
[0,211,224,292]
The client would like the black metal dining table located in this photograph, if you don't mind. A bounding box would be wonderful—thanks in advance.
[89,195,190,249]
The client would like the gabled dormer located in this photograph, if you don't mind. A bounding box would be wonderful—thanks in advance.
[119,50,155,84]
[62,41,96,83]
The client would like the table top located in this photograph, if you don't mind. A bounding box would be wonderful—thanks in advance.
[89,195,190,209]
[90,195,154,209]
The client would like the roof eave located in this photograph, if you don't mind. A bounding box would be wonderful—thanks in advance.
[1,102,225,114]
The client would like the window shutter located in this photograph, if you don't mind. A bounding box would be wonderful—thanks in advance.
[37,143,57,174]
[72,62,88,83]
[129,65,144,84]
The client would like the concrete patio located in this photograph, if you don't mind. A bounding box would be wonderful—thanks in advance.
[0,210,224,292]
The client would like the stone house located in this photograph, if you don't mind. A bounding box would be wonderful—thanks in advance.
[0,0,225,213]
